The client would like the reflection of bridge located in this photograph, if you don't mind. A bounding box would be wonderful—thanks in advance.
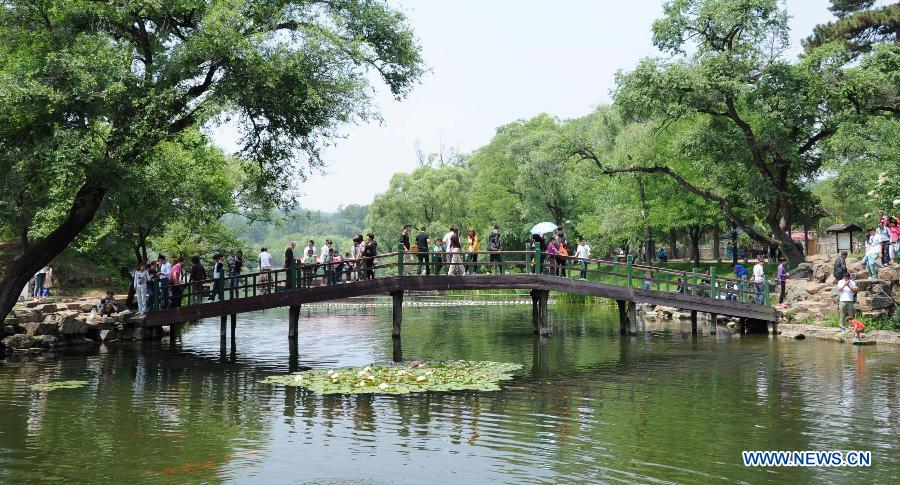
[144,250,778,347]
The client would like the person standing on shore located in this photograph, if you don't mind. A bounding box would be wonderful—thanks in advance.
[877,218,891,265]
[33,266,48,301]
[836,273,858,332]
[833,250,848,281]
[777,258,788,305]
[862,228,882,279]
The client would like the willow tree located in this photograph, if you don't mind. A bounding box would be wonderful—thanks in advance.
[0,0,423,320]
[598,0,897,266]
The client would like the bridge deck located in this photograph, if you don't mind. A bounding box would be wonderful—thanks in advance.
[144,274,778,327]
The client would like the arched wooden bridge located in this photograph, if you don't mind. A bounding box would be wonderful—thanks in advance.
[144,249,778,345]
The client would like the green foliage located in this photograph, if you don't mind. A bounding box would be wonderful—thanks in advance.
[804,1,899,55]
[263,361,523,394]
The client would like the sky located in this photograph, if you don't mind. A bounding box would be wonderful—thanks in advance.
[212,0,835,212]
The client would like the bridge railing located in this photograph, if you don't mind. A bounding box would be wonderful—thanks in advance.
[145,246,770,311]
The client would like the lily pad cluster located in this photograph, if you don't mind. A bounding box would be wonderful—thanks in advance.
[30,380,88,392]
[263,360,523,395]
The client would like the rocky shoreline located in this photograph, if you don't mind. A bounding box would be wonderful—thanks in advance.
[0,295,162,354]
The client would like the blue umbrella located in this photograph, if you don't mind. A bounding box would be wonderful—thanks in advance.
[530,222,558,235]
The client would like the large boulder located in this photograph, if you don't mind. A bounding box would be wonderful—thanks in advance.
[812,262,829,283]
[805,282,828,294]
[783,281,810,303]
[35,303,57,313]
[14,310,41,324]
[65,302,83,311]
[806,254,830,263]
[792,263,813,279]
[877,267,898,282]
[37,335,59,348]
[99,329,121,342]
[57,315,88,335]
[23,321,58,336]
[857,295,894,311]
[79,303,96,313]
[2,334,34,350]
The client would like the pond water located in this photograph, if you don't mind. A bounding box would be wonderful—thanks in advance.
[0,301,898,483]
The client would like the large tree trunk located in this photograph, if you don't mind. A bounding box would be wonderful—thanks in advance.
[731,226,738,265]
[669,229,678,260]
[0,183,106,323]
[712,226,721,262]
[689,226,702,268]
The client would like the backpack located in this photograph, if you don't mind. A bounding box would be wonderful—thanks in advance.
[488,232,500,251]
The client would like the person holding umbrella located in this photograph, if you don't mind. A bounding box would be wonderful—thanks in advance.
[529,222,557,273]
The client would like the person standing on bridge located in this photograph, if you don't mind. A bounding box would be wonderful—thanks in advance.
[157,255,172,309]
[209,254,225,302]
[189,256,206,304]
[416,226,430,275]
[170,257,184,307]
[284,242,297,288]
[432,237,445,275]
[258,247,272,293]
[133,263,149,314]
[302,248,316,287]
[351,234,364,281]
[363,233,377,279]
[752,258,766,305]
[466,228,479,274]
[399,225,413,275]
[575,238,591,279]
[227,250,244,298]
[487,224,503,274]
[442,227,456,270]
[449,234,463,276]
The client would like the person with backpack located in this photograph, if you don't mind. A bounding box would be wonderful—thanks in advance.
[189,256,207,304]
[833,250,848,281]
[487,225,502,274]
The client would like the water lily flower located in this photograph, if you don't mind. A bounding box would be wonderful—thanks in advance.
[894,199,900,206]
[396,370,406,376]
[366,374,375,381]
[363,366,371,372]
[379,382,389,390]
[425,370,434,376]
[416,375,427,382]
[327,369,335,376]
[294,375,303,382]
[358,370,367,377]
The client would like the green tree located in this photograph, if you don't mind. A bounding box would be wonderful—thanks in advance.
[0,0,424,320]
[602,0,897,266]
[804,0,899,56]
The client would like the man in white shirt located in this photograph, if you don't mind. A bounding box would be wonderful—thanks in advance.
[574,238,591,279]
[158,255,172,308]
[258,247,273,292]
[835,273,858,331]
[442,227,456,266]
[319,240,332,264]
[752,258,765,304]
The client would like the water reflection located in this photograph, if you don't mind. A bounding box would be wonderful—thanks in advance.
[0,304,897,483]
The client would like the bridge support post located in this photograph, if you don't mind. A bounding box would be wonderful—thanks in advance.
[230,314,237,352]
[690,310,698,335]
[627,301,637,334]
[288,305,300,344]
[169,323,180,346]
[617,300,627,335]
[538,290,549,336]
[220,315,227,342]
[710,313,718,335]
[391,290,403,337]
[531,290,539,334]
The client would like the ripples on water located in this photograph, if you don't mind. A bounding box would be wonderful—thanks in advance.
[0,301,898,484]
